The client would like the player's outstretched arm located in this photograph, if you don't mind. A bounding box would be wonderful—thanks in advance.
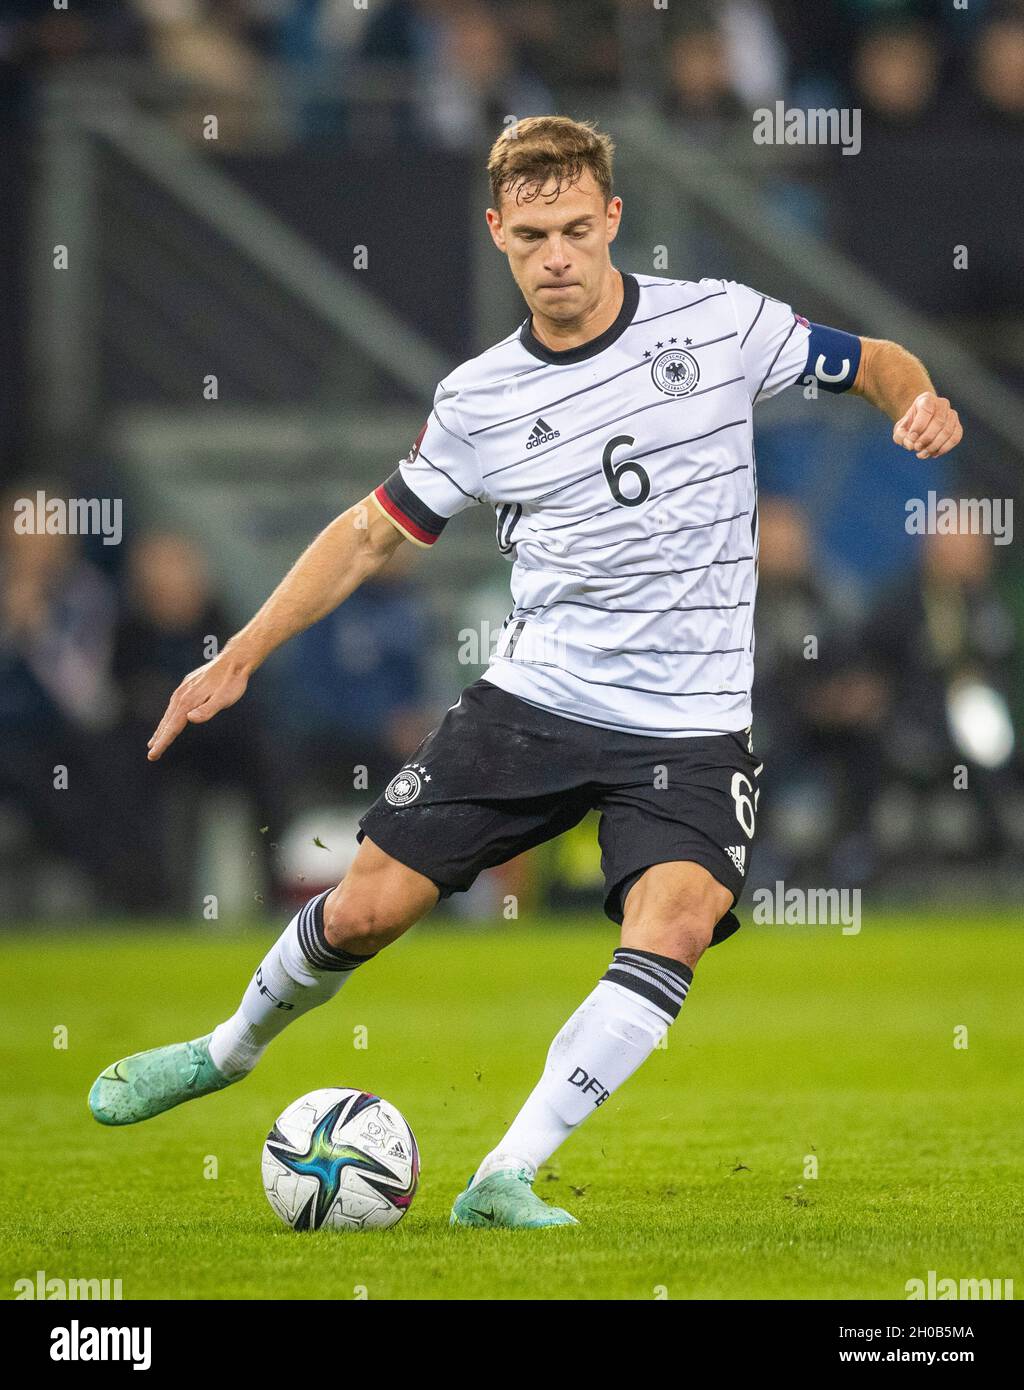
[147,495,406,761]
[852,336,963,459]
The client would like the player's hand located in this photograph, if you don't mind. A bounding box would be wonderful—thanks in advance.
[147,652,251,761]
[893,392,962,459]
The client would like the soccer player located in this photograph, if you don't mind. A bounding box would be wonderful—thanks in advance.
[89,117,962,1228]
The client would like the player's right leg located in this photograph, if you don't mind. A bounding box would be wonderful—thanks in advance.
[87,839,437,1126]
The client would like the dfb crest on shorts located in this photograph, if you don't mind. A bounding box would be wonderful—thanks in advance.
[651,348,700,396]
[385,763,429,806]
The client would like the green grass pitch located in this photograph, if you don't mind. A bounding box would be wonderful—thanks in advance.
[1,911,1021,1301]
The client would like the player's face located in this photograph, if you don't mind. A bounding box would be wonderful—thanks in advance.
[487,174,622,325]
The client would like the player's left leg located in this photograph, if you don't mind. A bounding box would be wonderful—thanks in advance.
[88,840,438,1126]
[451,861,730,1230]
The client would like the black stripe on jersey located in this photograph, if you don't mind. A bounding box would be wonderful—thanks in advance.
[632,290,728,328]
[470,357,649,437]
[444,327,533,384]
[749,436,760,649]
[509,552,753,617]
[754,320,798,400]
[604,555,754,576]
[412,450,481,502]
[379,469,450,538]
[482,376,747,483]
[431,406,472,448]
[763,356,806,392]
[495,654,747,700]
[440,357,549,419]
[561,566,750,605]
[482,381,675,480]
[582,643,746,656]
[534,411,749,509]
[538,456,748,530]
[557,509,752,559]
[741,295,766,348]
[572,553,755,581]
[626,404,748,472]
[654,459,747,499]
[509,559,754,621]
[544,598,750,615]
[482,362,552,397]
[471,332,738,441]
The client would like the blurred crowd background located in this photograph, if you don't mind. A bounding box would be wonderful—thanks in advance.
[1,0,1023,921]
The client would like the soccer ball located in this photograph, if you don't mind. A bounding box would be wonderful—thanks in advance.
[262,1087,419,1231]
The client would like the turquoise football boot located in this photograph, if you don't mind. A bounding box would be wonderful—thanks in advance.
[88,1034,240,1126]
[449,1168,579,1229]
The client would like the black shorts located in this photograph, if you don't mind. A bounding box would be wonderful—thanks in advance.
[357,679,762,946]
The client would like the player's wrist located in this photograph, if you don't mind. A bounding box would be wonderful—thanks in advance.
[221,634,262,674]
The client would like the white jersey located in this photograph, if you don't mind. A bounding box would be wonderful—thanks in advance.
[373,272,814,737]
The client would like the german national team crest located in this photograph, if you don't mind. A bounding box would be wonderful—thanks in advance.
[651,348,700,396]
[385,763,429,806]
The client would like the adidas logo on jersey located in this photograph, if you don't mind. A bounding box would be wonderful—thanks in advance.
[725,845,747,875]
[525,417,560,449]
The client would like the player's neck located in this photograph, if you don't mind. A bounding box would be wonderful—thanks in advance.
[528,266,624,354]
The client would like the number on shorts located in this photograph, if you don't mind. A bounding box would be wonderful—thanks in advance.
[730,771,760,839]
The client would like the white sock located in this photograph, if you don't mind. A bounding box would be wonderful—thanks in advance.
[208,890,374,1078]
[472,948,693,1185]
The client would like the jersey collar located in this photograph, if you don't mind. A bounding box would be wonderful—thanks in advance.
[519,270,639,365]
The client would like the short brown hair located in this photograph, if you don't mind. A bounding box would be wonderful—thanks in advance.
[487,116,615,211]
